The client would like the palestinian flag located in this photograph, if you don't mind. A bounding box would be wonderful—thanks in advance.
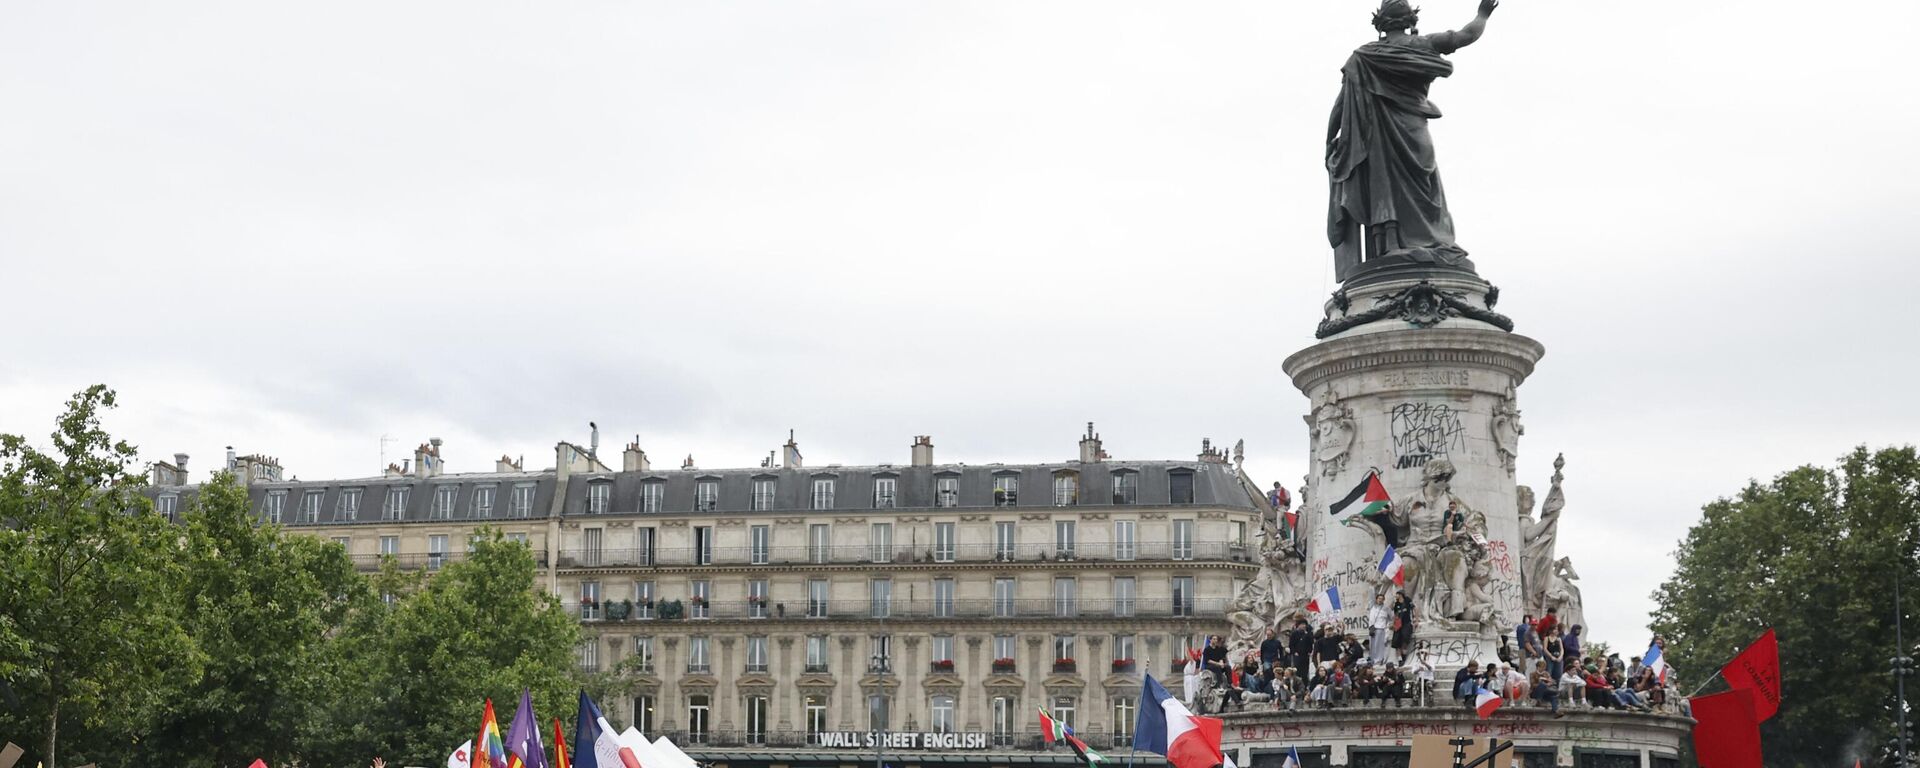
[1038,707,1069,743]
[1064,733,1107,766]
[1329,471,1391,522]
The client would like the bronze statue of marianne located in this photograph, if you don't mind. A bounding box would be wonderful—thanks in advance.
[1327,0,1499,284]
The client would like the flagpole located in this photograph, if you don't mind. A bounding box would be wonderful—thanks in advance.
[1684,667,1724,699]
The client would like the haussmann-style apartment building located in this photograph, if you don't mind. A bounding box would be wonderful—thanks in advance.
[143,425,1270,768]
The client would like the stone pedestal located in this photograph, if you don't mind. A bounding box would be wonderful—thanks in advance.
[1284,313,1545,669]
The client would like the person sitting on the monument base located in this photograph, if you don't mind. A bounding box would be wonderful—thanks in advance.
[1559,665,1587,707]
[1366,664,1407,708]
[1453,660,1483,709]
[1530,661,1565,717]
[1202,634,1231,685]
[1275,667,1303,711]
[1407,643,1437,706]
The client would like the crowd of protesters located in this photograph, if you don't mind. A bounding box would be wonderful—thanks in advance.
[1184,605,1687,718]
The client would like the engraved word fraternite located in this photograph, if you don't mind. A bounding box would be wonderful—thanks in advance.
[1327,0,1499,283]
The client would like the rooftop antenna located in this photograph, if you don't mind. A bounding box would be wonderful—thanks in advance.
[379,434,395,473]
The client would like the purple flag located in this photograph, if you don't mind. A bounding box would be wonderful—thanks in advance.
[504,689,549,768]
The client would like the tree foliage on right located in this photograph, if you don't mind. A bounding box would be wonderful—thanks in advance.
[1651,446,1918,765]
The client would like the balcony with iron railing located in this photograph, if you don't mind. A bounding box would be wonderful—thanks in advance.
[556,540,1243,569]
[349,550,551,572]
[564,596,1225,623]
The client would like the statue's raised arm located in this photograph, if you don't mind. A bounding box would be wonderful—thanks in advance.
[1425,0,1500,54]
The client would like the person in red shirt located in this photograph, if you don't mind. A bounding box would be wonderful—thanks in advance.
[1534,607,1559,639]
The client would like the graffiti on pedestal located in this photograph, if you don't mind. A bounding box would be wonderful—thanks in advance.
[1388,402,1468,470]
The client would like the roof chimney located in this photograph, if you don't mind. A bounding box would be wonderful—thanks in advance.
[911,435,934,467]
[624,438,650,472]
[384,462,407,478]
[782,430,802,469]
[1078,422,1105,463]
[589,422,600,459]
[174,453,190,475]
[415,439,444,478]
[682,454,696,470]
[1198,438,1226,464]
[226,446,237,470]
[495,454,522,473]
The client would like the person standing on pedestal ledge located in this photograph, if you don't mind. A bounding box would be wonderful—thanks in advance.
[1327,0,1500,282]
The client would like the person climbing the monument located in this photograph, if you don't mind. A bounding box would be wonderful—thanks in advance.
[1366,592,1393,666]
[1260,626,1284,674]
[1289,617,1316,680]
[1543,623,1566,682]
[1390,589,1415,663]
[1515,613,1539,676]
[1326,0,1502,280]
[1314,623,1343,673]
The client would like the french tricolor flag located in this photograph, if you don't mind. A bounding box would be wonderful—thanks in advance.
[572,692,650,768]
[1133,674,1223,768]
[1474,685,1504,718]
[1306,585,1342,619]
[1378,545,1405,586]
[1280,746,1302,768]
[1644,643,1669,684]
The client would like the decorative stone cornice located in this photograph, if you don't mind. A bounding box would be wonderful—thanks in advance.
[1080,512,1109,521]
[834,517,868,525]
[983,676,1027,691]
[716,518,746,527]
[858,676,902,691]
[1282,327,1546,394]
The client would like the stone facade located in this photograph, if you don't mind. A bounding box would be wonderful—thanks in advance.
[144,432,1269,767]
[1284,324,1548,664]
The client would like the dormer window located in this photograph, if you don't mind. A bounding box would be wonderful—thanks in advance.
[432,486,457,519]
[811,477,836,510]
[587,480,611,514]
[384,486,409,520]
[472,485,495,518]
[263,490,287,523]
[696,479,720,512]
[510,483,535,518]
[935,474,959,508]
[993,474,1019,507]
[1111,470,1138,505]
[1052,471,1079,506]
[751,477,776,511]
[337,488,362,521]
[872,476,897,509]
[156,494,178,521]
[1168,470,1195,504]
[641,480,664,513]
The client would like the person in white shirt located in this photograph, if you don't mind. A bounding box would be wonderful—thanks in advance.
[1503,664,1530,704]
[1560,667,1587,706]
[1405,644,1436,706]
[1366,592,1393,666]
[1183,649,1201,710]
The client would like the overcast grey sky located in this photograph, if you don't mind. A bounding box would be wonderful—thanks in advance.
[3,1,1915,651]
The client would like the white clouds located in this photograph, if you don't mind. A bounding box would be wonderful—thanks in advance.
[2,0,1914,652]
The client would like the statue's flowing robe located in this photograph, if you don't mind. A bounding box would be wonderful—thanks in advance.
[1327,37,1469,279]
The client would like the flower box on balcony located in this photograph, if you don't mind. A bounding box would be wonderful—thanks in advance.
[930,659,956,674]
[991,658,1017,674]
[1111,659,1135,673]
[1052,658,1077,673]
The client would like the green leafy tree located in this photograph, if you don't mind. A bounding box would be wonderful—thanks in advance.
[1651,446,1919,766]
[0,386,195,767]
[142,471,368,767]
[322,529,583,765]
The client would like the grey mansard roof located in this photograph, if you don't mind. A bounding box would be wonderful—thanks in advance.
[559,460,1258,517]
[140,458,1264,527]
